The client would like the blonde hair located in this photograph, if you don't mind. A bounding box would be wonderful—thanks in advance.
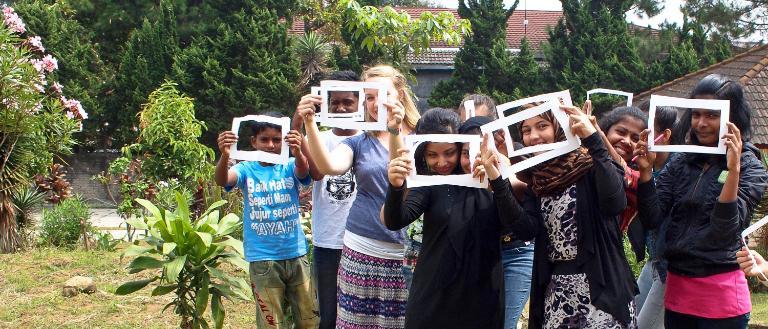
[361,65,420,131]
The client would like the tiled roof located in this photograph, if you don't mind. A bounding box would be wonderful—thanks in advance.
[632,44,768,146]
[288,7,564,51]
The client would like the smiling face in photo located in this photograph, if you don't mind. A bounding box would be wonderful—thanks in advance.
[606,117,644,162]
[251,127,282,154]
[424,142,459,176]
[364,77,397,122]
[329,91,359,114]
[521,115,556,148]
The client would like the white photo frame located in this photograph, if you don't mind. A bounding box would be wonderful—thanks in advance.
[320,85,365,120]
[405,134,488,189]
[586,88,633,107]
[481,100,581,177]
[648,95,730,154]
[229,115,291,165]
[742,215,768,281]
[311,87,322,121]
[493,90,573,152]
[463,100,476,119]
[318,80,387,131]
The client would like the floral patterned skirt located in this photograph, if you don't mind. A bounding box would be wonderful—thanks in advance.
[543,273,637,329]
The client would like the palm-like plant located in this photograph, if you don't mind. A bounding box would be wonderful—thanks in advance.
[294,31,331,90]
[11,185,45,248]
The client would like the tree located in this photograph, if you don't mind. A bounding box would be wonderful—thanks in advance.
[681,0,758,41]
[543,0,648,114]
[12,0,110,149]
[104,0,179,147]
[508,38,543,99]
[0,5,84,252]
[428,0,520,108]
[335,0,470,74]
[646,40,700,88]
[172,4,301,147]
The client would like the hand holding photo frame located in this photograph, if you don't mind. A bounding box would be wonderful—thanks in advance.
[742,215,768,282]
[648,95,730,154]
[405,134,488,189]
[586,88,633,107]
[481,100,581,177]
[315,80,388,131]
[229,115,291,165]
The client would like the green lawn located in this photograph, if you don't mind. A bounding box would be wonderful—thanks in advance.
[753,292,768,325]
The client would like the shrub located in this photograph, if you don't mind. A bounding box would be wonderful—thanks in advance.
[39,195,91,248]
[115,193,251,329]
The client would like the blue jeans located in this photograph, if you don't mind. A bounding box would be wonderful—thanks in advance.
[665,309,749,329]
[312,246,342,329]
[636,260,665,329]
[402,240,421,291]
[502,243,534,329]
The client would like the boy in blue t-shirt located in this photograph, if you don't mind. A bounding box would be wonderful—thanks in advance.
[215,117,319,329]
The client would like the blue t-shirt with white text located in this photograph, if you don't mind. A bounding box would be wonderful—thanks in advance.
[228,159,311,262]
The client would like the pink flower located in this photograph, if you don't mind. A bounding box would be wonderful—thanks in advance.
[60,96,88,120]
[27,36,44,52]
[41,55,57,72]
[52,81,63,93]
[30,59,44,73]
[2,6,26,34]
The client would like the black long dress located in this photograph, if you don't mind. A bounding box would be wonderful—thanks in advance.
[383,184,505,329]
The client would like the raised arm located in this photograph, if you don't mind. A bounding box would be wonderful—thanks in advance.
[381,149,428,230]
[215,131,239,188]
[635,129,670,230]
[296,94,354,176]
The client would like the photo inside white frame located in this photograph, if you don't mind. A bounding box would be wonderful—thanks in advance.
[648,95,730,155]
[320,86,365,120]
[318,80,388,131]
[481,100,581,178]
[405,134,488,189]
[586,88,633,107]
[229,115,291,165]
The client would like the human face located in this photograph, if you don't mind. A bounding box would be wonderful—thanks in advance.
[425,142,459,175]
[250,127,282,154]
[329,91,359,114]
[521,115,556,147]
[364,76,399,122]
[606,117,645,162]
[460,143,471,173]
[692,94,722,147]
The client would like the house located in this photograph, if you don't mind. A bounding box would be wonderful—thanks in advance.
[632,44,768,150]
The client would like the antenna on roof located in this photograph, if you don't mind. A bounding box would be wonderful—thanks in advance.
[523,0,528,36]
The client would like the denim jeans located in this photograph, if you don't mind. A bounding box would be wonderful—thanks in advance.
[312,246,342,329]
[636,260,666,329]
[665,309,749,329]
[249,255,320,329]
[402,240,421,291]
[502,243,534,329]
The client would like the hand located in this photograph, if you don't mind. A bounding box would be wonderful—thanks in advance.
[472,154,486,182]
[388,148,412,188]
[562,105,597,138]
[385,97,405,131]
[633,129,656,173]
[493,130,508,157]
[285,130,304,158]
[481,133,502,180]
[737,247,768,280]
[217,131,238,156]
[296,94,322,123]
[723,122,742,172]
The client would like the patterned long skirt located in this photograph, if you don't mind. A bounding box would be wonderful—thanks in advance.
[336,246,408,329]
[543,273,637,329]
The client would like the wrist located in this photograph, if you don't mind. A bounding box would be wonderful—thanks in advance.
[387,126,401,136]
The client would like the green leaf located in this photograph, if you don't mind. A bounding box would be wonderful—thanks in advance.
[175,191,190,221]
[135,198,162,220]
[151,284,177,296]
[214,237,244,257]
[194,232,213,248]
[211,291,225,329]
[115,277,157,295]
[200,200,227,219]
[223,254,249,273]
[164,254,187,283]
[122,244,154,258]
[162,242,177,255]
[217,213,241,236]
[126,217,148,230]
[128,256,164,271]
[196,273,210,314]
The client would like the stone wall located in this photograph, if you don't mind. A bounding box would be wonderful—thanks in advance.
[58,151,121,208]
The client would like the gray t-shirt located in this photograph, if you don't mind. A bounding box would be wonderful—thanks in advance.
[341,133,407,244]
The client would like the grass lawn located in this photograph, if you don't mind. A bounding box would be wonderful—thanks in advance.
[0,246,256,329]
[754,292,768,325]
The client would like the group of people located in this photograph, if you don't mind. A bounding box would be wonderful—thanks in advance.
[214,64,768,329]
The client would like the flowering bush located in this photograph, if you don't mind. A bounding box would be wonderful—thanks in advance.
[0,5,85,252]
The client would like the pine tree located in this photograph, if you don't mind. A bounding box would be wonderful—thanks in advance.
[172,4,301,147]
[543,0,648,114]
[509,38,543,98]
[646,40,700,88]
[428,0,519,108]
[105,0,179,146]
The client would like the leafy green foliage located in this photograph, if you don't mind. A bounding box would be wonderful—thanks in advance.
[115,193,251,329]
[39,195,91,248]
[93,231,120,252]
[336,0,471,74]
[294,31,332,91]
[172,5,301,146]
[646,40,700,88]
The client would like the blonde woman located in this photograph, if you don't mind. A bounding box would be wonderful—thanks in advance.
[297,65,420,328]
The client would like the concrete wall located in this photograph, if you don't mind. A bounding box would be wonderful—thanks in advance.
[411,69,453,112]
[58,151,121,208]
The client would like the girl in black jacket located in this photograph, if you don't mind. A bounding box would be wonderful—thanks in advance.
[486,104,638,329]
[635,74,768,329]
